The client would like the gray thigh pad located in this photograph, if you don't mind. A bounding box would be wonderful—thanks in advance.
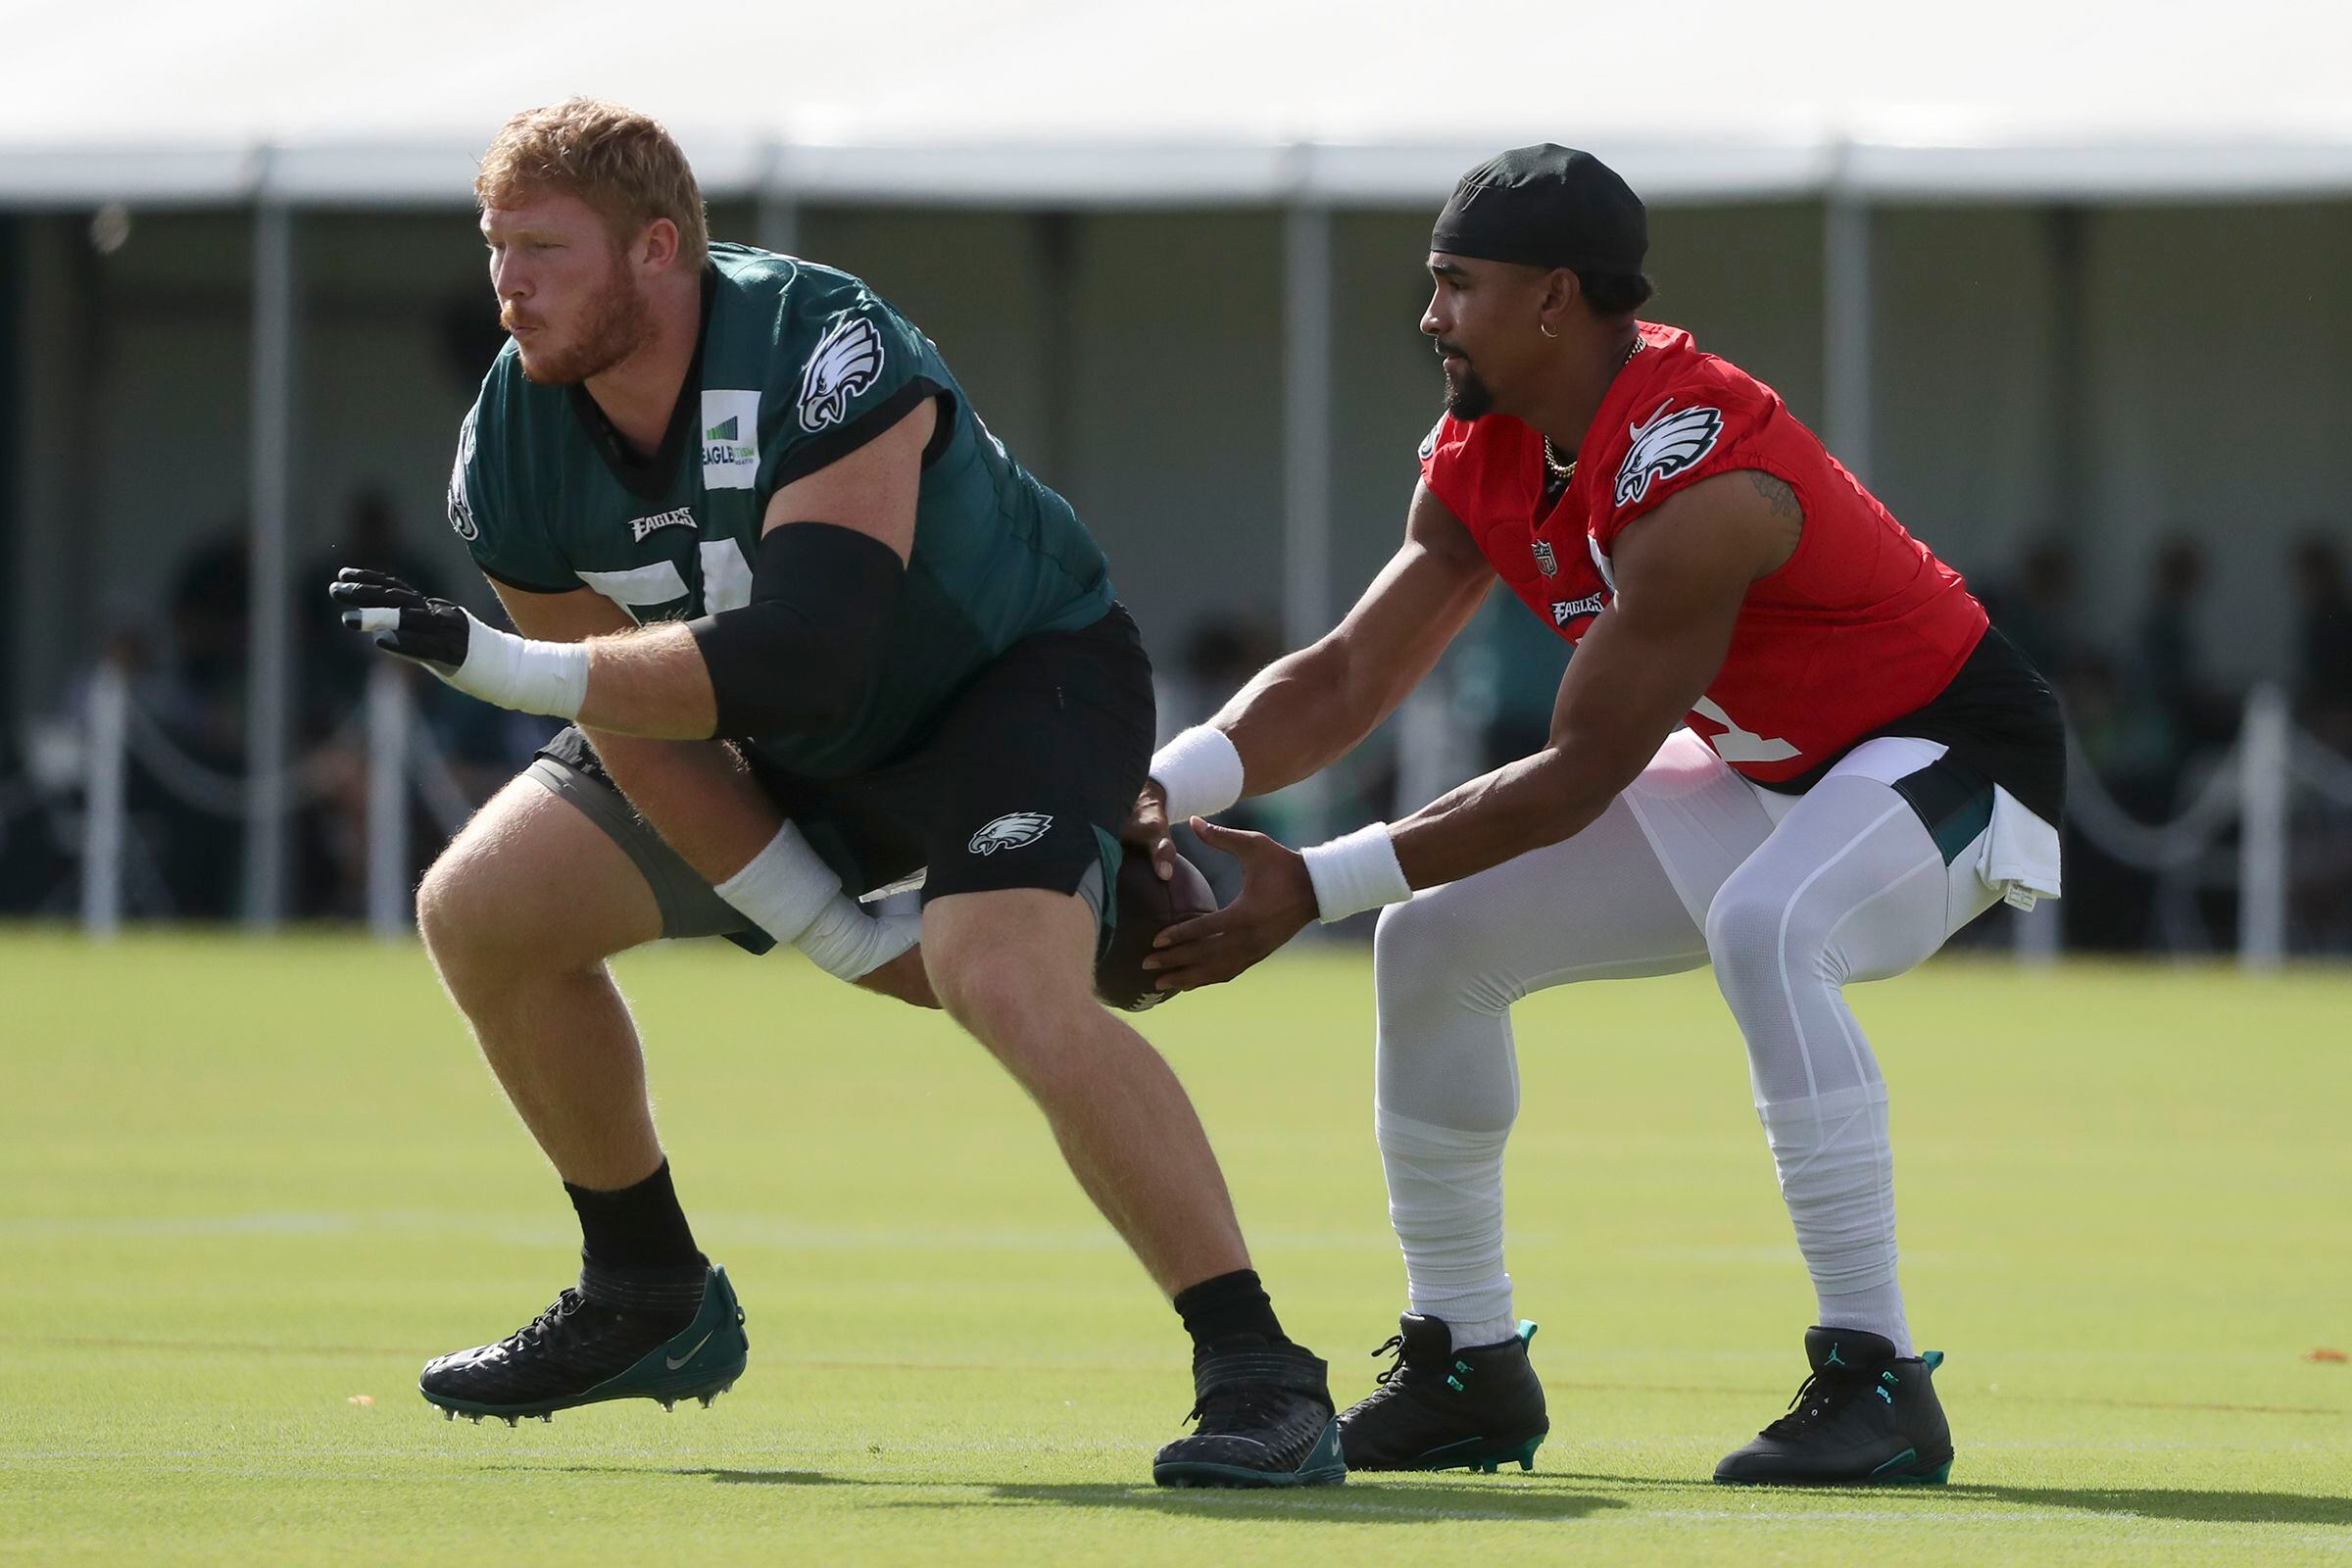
[521,756,768,950]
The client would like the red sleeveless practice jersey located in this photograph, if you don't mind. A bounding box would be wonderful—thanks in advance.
[1419,322,1989,783]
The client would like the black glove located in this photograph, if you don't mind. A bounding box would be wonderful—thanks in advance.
[328,567,472,670]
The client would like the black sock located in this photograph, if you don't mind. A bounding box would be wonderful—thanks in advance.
[1173,1268,1288,1352]
[564,1159,706,1274]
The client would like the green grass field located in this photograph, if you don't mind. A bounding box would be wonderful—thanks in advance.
[2,932,2347,1565]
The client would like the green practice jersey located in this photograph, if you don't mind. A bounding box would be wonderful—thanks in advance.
[448,242,1115,777]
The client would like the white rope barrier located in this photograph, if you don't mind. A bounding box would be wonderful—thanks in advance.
[53,661,2352,952]
[122,701,353,818]
[2293,729,2352,808]
[2059,731,2245,870]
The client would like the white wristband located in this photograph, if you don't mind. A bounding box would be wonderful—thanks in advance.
[448,613,590,719]
[794,894,922,980]
[1299,821,1412,923]
[1149,725,1246,824]
[713,822,843,946]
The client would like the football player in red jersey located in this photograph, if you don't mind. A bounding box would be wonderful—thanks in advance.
[1130,146,2065,1486]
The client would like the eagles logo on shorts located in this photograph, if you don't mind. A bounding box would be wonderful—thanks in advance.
[970,811,1054,856]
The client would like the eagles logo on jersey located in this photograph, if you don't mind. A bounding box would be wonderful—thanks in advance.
[797,317,887,433]
[1615,401,1724,508]
[447,407,480,541]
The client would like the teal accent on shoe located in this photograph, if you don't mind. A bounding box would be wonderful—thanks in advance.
[1153,1417,1347,1489]
[1406,1430,1546,1474]
[1867,1446,1955,1485]
[1824,1342,1846,1367]
[419,1264,748,1421]
[1515,1320,1539,1348]
[1922,1349,1944,1373]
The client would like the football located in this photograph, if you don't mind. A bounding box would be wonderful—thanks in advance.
[1095,850,1218,1011]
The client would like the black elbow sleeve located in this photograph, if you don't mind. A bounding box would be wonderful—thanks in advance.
[689,522,905,739]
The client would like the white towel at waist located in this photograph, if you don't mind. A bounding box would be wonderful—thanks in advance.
[1980,785,2062,911]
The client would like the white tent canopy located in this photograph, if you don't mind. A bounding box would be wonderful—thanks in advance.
[5,0,2352,208]
[10,0,2349,922]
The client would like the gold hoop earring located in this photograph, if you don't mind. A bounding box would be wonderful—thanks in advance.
[1539,321,1559,340]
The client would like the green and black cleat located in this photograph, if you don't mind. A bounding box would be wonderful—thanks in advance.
[1152,1336,1347,1489]
[1338,1314,1547,1474]
[419,1261,747,1425]
[1713,1326,1953,1486]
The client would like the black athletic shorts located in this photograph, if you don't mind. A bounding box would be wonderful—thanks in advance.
[533,603,1155,955]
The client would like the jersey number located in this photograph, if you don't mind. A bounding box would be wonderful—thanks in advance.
[1691,696,1799,764]
[575,541,753,622]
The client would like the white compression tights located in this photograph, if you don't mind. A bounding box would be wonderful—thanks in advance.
[1373,732,1997,1354]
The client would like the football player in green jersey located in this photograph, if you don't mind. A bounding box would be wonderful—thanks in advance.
[331,99,1340,1487]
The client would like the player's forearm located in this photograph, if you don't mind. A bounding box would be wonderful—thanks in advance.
[576,624,720,740]
[1389,745,1632,892]
[586,732,778,883]
[1212,638,1395,799]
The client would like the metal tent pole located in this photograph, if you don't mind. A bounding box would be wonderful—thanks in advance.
[242,196,296,927]
[1822,194,1874,483]
[1282,202,1335,839]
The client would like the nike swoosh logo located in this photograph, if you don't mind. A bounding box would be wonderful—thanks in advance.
[665,1329,716,1371]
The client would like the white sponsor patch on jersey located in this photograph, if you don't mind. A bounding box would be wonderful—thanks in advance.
[969,811,1054,856]
[797,317,886,434]
[1614,400,1724,508]
[701,390,760,490]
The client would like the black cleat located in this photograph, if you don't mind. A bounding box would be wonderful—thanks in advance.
[1713,1326,1953,1486]
[419,1262,747,1423]
[1338,1314,1547,1473]
[1152,1336,1347,1488]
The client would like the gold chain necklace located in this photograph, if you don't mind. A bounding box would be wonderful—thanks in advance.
[1543,336,1644,481]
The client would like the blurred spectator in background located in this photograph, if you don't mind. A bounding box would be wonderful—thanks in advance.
[301,485,448,728]
[166,526,251,755]
[2130,537,2233,775]
[2292,532,2352,755]
[1983,538,2081,682]
[1459,588,1573,772]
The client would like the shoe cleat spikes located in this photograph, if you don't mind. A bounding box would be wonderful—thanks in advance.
[501,1415,519,1428]
[441,1407,456,1421]
[661,1397,676,1412]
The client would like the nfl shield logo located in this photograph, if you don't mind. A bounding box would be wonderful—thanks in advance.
[1532,539,1558,577]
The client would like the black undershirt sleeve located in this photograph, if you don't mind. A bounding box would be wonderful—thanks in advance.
[687,522,905,741]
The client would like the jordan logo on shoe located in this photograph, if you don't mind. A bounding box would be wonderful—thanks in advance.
[1825,1343,1846,1368]
[665,1330,716,1370]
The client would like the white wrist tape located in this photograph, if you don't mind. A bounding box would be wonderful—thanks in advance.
[794,894,922,981]
[1149,725,1246,824]
[1300,821,1412,923]
[713,823,843,946]
[451,614,590,719]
